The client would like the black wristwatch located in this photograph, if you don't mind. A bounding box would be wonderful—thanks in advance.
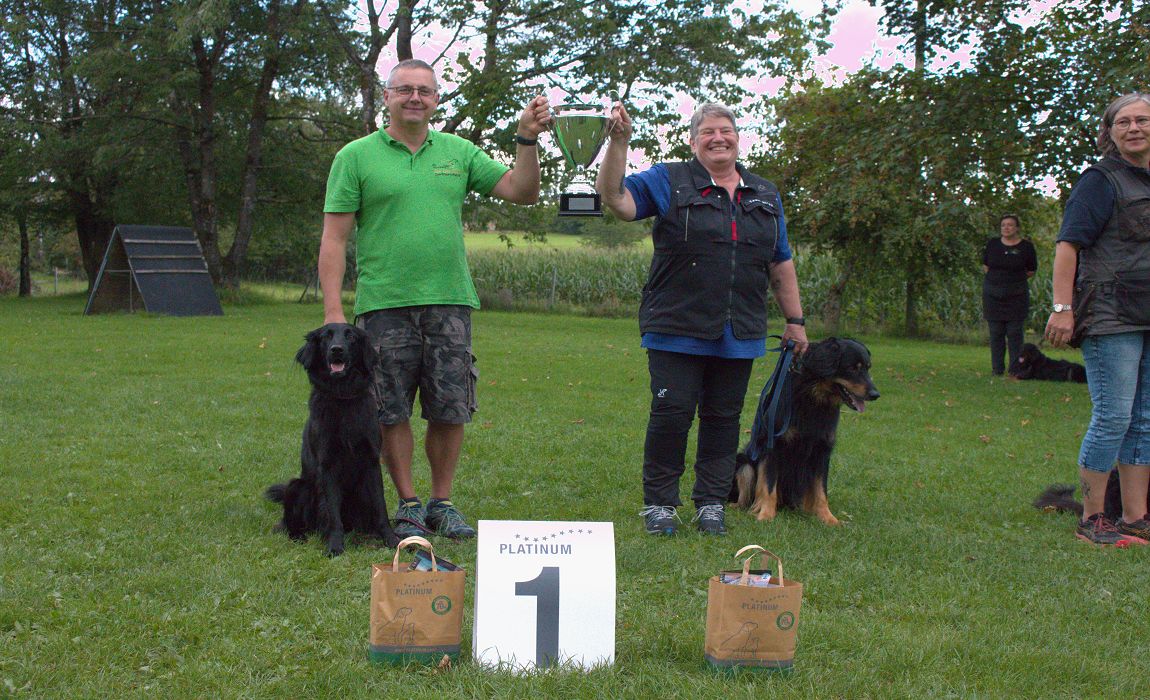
[785,317,805,326]
[514,134,538,146]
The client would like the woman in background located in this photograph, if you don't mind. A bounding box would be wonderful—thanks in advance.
[981,214,1037,376]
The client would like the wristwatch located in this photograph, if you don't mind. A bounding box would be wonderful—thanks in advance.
[785,317,805,326]
[1052,303,1072,313]
[514,134,538,146]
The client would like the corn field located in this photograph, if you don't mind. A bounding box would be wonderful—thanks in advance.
[467,247,1054,337]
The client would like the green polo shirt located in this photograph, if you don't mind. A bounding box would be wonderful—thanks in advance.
[324,128,509,316]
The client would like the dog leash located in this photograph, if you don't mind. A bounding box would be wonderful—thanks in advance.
[746,337,796,464]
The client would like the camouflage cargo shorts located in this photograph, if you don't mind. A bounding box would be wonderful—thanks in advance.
[356,305,478,425]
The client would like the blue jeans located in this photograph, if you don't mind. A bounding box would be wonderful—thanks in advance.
[1078,331,1150,472]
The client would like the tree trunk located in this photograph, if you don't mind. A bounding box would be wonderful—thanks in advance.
[823,257,852,333]
[395,0,414,60]
[72,189,116,291]
[176,34,225,284]
[18,209,31,297]
[905,273,920,336]
[223,0,305,289]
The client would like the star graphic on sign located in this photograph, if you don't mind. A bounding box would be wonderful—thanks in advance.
[533,537,539,542]
[514,534,521,539]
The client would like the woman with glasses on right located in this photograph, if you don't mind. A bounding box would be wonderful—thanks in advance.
[1046,93,1150,546]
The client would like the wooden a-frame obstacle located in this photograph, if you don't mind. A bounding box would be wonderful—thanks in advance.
[84,225,223,316]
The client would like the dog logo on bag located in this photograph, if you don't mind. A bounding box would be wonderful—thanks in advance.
[776,611,795,630]
[721,621,761,655]
[431,595,453,615]
[375,607,416,646]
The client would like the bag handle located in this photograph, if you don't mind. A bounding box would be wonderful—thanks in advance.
[734,544,783,585]
[391,535,437,573]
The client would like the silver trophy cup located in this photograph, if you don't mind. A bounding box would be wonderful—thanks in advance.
[551,102,610,216]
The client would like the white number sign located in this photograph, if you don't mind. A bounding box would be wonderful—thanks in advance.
[473,520,615,671]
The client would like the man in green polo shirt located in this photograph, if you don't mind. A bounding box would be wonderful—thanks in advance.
[319,59,551,539]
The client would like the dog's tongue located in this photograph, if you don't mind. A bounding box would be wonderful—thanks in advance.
[330,362,346,374]
[854,399,866,413]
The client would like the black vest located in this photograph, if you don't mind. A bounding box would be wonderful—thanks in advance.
[1074,156,1150,336]
[639,159,782,339]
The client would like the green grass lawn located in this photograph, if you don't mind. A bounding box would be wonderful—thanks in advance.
[1,294,1145,698]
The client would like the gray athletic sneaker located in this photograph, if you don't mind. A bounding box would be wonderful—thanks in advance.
[693,503,728,535]
[426,500,477,539]
[640,505,680,536]
[393,499,430,539]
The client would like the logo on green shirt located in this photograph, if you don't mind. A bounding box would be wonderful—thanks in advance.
[433,159,464,177]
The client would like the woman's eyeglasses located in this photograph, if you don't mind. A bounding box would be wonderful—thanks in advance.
[1112,116,1150,131]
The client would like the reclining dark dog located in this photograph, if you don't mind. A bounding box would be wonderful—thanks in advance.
[730,337,880,525]
[266,323,398,555]
[1010,343,1086,383]
[1033,471,1146,522]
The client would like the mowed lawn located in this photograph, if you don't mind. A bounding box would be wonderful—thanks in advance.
[0,294,1146,698]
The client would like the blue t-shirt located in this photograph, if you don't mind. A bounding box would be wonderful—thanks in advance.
[1057,168,1115,247]
[625,163,792,359]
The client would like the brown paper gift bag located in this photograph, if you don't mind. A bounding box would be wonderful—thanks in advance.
[704,545,803,672]
[368,536,465,665]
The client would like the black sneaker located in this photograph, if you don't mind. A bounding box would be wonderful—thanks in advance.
[1115,517,1150,544]
[693,503,727,535]
[426,500,477,539]
[393,499,430,539]
[1076,513,1137,547]
[640,505,679,535]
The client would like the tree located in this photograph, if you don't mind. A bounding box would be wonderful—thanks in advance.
[0,0,130,290]
[1025,0,1150,192]
[762,54,1050,332]
[326,0,832,161]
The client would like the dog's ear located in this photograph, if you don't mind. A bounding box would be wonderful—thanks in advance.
[801,337,839,377]
[840,338,871,366]
[296,328,321,368]
[352,326,378,372]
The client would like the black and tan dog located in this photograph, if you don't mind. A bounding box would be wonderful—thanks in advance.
[266,323,398,556]
[1009,342,1087,383]
[730,337,880,525]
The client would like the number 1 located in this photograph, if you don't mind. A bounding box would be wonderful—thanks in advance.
[515,566,560,667]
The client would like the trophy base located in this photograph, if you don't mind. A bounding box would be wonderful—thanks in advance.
[559,192,603,217]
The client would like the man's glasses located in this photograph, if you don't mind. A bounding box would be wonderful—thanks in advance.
[388,85,437,98]
[1112,116,1150,131]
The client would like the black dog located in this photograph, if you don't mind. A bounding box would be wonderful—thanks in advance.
[1010,343,1086,383]
[266,323,398,556]
[730,337,880,525]
[1033,471,1148,522]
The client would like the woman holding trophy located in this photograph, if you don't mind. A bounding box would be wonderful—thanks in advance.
[595,101,808,537]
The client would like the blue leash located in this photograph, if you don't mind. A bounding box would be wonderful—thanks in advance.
[746,337,796,464]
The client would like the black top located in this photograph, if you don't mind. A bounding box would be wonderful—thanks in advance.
[981,237,1037,322]
[982,237,1037,286]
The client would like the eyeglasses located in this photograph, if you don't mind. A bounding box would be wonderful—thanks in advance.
[388,85,438,98]
[1112,116,1150,131]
